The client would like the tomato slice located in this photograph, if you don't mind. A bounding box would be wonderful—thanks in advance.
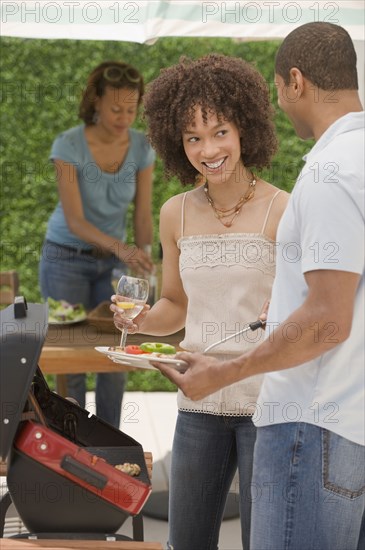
[124,345,149,355]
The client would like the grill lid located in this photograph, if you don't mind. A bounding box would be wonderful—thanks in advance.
[0,298,48,459]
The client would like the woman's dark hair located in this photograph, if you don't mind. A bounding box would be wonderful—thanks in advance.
[143,54,278,185]
[275,22,358,90]
[79,60,144,125]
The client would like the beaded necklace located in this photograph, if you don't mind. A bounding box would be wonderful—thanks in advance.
[203,175,256,228]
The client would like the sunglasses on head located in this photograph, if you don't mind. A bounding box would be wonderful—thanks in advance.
[103,65,141,84]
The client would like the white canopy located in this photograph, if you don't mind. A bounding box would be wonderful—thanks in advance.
[1,1,364,101]
[1,1,363,42]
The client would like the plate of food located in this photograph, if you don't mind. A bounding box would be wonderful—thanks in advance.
[47,297,87,325]
[95,343,188,372]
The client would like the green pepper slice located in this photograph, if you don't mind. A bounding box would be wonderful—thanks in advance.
[140,342,176,354]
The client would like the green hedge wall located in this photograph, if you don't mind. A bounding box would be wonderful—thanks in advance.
[1,36,311,302]
[1,36,313,392]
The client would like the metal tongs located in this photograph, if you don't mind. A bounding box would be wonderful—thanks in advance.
[203,319,265,354]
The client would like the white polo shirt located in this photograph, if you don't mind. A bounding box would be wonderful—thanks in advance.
[254,112,365,445]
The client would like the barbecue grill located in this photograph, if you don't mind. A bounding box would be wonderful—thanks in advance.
[0,298,152,541]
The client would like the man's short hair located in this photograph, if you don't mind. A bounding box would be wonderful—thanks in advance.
[275,22,358,90]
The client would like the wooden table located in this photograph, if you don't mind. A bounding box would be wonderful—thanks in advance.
[39,322,185,375]
[0,540,163,549]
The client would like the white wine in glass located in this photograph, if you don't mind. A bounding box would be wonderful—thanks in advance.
[116,275,149,349]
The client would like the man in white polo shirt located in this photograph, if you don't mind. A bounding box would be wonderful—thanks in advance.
[157,22,364,550]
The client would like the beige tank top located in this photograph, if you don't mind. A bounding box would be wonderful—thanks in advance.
[177,190,281,416]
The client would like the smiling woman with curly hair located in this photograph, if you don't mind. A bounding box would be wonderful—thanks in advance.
[112,53,288,550]
[144,53,278,185]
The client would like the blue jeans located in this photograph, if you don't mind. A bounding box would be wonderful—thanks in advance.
[168,410,257,550]
[251,422,365,550]
[39,241,126,428]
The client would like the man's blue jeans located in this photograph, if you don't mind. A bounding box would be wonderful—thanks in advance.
[167,410,257,550]
[39,242,126,428]
[251,422,365,550]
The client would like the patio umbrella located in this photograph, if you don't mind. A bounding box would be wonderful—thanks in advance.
[1,1,364,100]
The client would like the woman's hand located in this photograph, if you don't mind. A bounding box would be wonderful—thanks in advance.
[258,299,270,326]
[116,244,154,276]
[110,295,150,334]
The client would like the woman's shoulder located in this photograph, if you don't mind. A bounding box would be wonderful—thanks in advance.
[128,128,155,165]
[50,125,85,162]
[260,180,289,208]
[129,127,150,146]
[258,180,290,239]
[158,192,187,243]
[54,124,84,143]
[129,127,145,136]
[160,188,202,231]
[161,186,201,209]
[160,191,187,214]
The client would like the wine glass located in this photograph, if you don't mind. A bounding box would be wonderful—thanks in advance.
[116,275,149,349]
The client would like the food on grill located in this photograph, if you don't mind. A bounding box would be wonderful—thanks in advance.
[115,462,141,476]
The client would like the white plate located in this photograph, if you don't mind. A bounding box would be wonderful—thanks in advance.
[48,312,87,325]
[95,346,188,371]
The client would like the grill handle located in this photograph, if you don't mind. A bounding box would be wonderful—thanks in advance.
[61,455,108,490]
[14,296,27,318]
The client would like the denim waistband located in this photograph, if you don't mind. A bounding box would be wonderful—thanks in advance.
[44,240,114,259]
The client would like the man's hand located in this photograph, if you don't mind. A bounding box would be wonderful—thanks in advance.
[152,352,244,401]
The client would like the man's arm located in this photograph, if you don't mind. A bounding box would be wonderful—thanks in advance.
[155,269,360,400]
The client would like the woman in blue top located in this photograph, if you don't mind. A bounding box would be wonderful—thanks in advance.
[39,61,155,427]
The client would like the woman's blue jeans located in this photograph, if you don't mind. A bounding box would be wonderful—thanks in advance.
[39,242,126,428]
[167,410,257,550]
[251,422,365,550]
